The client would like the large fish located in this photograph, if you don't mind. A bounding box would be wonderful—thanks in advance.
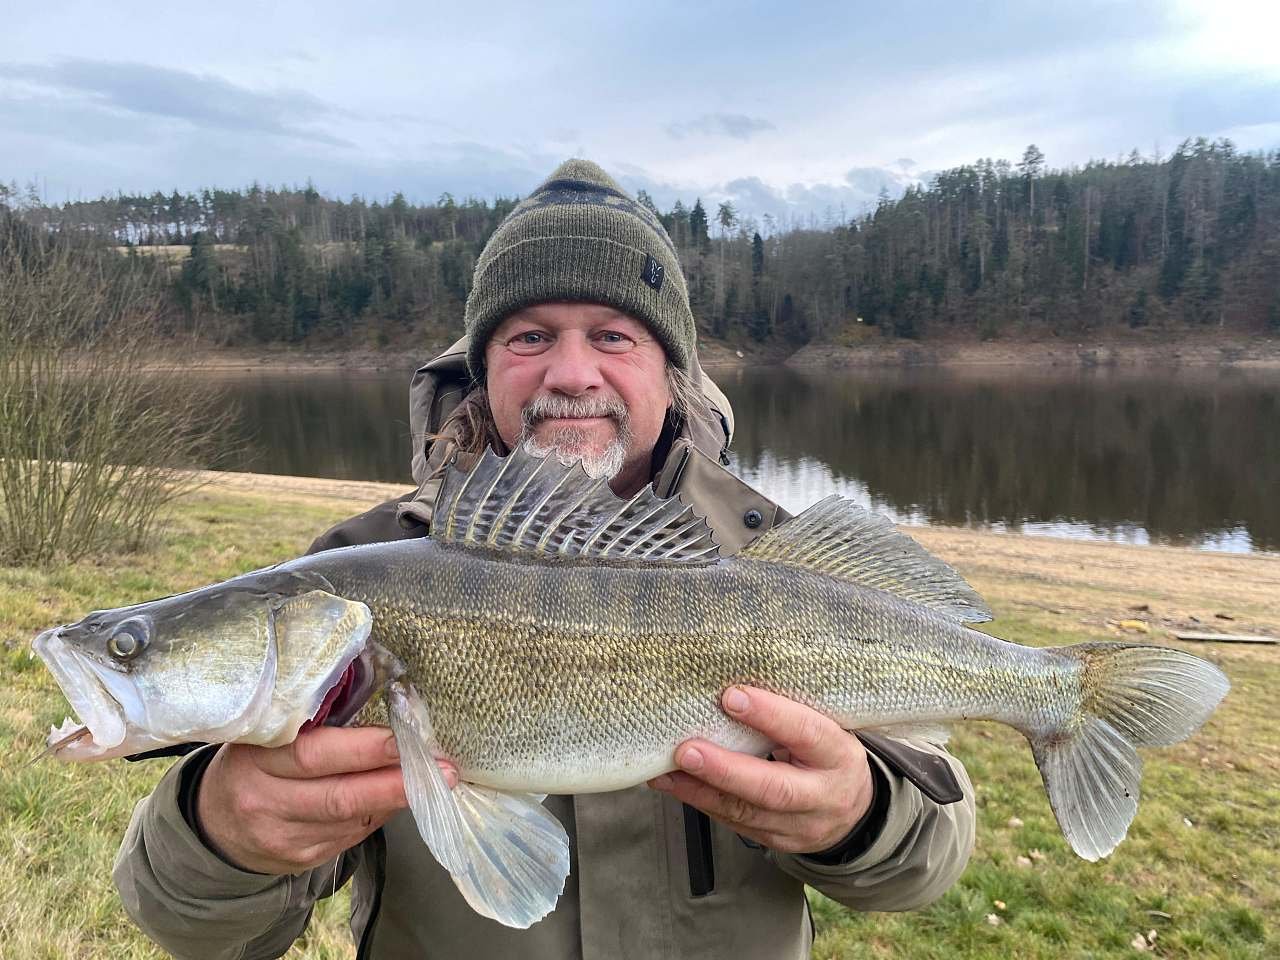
[33,446,1229,928]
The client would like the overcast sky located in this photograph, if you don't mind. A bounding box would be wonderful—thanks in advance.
[3,0,1278,223]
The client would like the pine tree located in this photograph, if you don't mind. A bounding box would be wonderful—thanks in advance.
[689,199,710,252]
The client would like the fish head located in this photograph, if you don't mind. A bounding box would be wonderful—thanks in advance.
[32,568,372,761]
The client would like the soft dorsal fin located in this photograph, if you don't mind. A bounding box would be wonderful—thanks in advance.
[433,446,719,564]
[739,497,992,623]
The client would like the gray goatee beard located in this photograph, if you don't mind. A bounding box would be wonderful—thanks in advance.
[520,394,632,480]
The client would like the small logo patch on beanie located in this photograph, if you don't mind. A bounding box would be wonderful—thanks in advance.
[641,254,665,292]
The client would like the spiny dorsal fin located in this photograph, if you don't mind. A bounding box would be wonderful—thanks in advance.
[433,446,719,564]
[739,497,992,623]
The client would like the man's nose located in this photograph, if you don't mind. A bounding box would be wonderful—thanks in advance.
[541,334,604,395]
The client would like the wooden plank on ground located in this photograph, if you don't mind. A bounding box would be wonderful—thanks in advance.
[1173,631,1278,645]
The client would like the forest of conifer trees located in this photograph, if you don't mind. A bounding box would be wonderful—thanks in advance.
[4,137,1278,351]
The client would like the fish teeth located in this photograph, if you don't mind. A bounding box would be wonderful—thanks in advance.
[48,716,80,739]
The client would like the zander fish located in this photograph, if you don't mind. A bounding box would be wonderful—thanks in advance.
[32,446,1230,928]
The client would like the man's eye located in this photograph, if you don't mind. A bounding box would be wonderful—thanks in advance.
[595,331,634,350]
[504,330,552,355]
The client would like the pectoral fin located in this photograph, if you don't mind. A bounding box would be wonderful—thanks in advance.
[386,680,570,929]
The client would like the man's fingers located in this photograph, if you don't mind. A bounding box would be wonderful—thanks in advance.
[671,739,818,813]
[722,686,850,768]
[253,726,401,779]
[651,772,792,836]
[291,766,409,824]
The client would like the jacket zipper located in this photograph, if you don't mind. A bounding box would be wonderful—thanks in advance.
[682,804,716,897]
[355,829,387,959]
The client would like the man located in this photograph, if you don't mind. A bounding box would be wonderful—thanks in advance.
[114,160,974,958]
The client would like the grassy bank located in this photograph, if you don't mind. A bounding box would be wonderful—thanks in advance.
[1,477,1276,958]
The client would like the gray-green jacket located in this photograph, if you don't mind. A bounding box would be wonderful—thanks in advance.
[113,341,975,959]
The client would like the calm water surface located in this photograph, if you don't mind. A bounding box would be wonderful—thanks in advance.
[212,366,1280,555]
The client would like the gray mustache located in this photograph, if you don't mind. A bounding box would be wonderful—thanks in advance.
[521,395,629,429]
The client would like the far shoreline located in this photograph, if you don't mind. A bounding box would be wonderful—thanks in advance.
[172,329,1280,375]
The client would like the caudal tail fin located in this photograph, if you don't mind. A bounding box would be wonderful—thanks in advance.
[1028,642,1229,861]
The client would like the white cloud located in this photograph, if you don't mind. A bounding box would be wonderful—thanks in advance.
[1168,0,1280,77]
[665,114,776,141]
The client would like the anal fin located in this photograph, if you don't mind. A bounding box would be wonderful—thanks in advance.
[386,681,570,928]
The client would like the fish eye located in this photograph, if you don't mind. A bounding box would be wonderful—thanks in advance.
[108,621,148,660]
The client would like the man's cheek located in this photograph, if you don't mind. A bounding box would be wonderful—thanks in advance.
[489,397,524,447]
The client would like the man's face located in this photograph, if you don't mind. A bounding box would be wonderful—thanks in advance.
[484,302,673,495]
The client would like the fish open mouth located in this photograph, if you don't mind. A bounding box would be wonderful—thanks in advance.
[32,628,129,757]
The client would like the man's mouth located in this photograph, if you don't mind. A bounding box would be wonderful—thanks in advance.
[536,415,613,428]
[521,394,629,434]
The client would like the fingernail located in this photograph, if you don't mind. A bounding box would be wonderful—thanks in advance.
[384,733,400,760]
[679,747,704,772]
[650,775,673,791]
[724,687,749,715]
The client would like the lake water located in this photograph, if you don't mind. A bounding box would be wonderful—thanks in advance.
[211,365,1280,555]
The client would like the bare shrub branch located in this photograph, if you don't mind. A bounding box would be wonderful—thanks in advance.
[0,213,227,565]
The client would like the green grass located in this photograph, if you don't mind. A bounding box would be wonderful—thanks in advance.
[1,488,1275,958]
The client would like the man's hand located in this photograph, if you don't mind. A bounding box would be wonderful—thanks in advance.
[196,726,457,875]
[648,687,874,855]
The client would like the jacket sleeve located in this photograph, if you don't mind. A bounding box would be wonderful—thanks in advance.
[112,744,352,959]
[766,739,975,912]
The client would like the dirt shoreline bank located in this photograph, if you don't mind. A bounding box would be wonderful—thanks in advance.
[171,331,1280,374]
[199,468,1280,642]
[783,330,1280,369]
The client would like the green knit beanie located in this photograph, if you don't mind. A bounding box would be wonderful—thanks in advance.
[464,159,696,378]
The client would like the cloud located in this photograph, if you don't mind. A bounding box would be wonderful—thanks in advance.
[844,166,911,197]
[617,164,923,229]
[1172,77,1280,136]
[718,165,923,224]
[0,59,353,148]
[665,113,775,141]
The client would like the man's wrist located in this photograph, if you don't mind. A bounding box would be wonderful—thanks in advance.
[179,745,265,873]
[801,759,890,865]
[177,744,221,842]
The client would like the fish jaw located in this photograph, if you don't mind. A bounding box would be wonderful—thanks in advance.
[33,628,130,758]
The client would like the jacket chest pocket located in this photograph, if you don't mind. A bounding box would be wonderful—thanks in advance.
[673,801,792,903]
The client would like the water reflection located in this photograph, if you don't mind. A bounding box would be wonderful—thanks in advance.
[220,374,414,484]
[719,367,1279,554]
[210,366,1280,555]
